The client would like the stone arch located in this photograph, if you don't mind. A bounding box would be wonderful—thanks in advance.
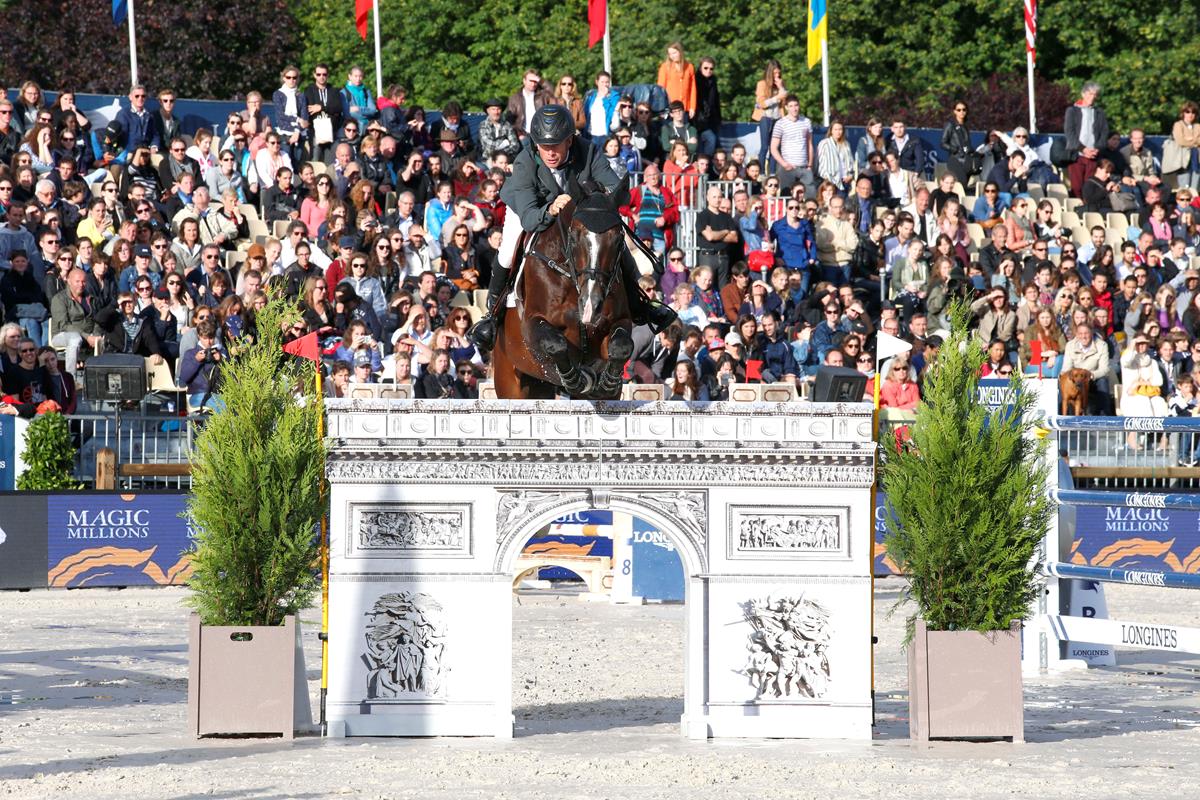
[494,489,707,578]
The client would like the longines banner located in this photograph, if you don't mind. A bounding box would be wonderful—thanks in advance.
[0,492,194,590]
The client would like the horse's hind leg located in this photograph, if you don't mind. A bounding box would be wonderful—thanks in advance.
[594,327,633,399]
[531,318,593,397]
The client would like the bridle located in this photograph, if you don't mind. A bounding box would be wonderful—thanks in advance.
[527,212,623,313]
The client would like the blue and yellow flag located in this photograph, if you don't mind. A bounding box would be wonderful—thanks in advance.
[808,0,827,69]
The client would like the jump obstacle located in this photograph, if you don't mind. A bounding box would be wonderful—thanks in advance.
[1030,414,1200,671]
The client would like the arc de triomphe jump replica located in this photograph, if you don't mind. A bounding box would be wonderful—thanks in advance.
[323,398,876,739]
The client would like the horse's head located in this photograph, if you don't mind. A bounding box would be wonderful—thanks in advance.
[560,175,629,326]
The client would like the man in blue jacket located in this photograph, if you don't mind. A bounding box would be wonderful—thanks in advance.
[769,199,818,297]
[111,86,161,164]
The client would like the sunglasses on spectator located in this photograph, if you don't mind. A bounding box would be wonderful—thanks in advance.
[560,80,574,87]
[457,368,472,376]
[18,347,36,355]
[869,159,882,165]
[858,356,872,364]
[351,261,367,268]
[153,243,168,249]
[137,285,152,292]
[998,367,1014,375]
[166,279,181,285]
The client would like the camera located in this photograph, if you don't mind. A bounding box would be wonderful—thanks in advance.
[203,347,222,361]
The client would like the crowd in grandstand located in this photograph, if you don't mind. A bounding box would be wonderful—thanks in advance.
[3,48,1200,435]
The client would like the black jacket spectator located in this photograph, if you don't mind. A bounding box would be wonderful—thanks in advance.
[1081,175,1113,214]
[141,304,180,361]
[262,183,301,224]
[0,266,48,320]
[692,70,722,137]
[95,304,163,358]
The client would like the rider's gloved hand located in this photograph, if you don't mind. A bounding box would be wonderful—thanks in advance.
[549,194,572,216]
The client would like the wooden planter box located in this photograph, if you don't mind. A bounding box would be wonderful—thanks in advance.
[187,614,312,738]
[907,619,1024,742]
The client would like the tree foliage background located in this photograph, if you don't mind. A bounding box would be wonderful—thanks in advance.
[3,0,1199,133]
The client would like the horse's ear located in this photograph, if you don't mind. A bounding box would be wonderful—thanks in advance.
[612,173,631,209]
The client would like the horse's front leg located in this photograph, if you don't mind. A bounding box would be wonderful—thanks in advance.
[529,317,594,397]
[593,326,633,399]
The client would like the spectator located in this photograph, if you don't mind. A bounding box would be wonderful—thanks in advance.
[1121,335,1169,442]
[752,60,787,172]
[769,95,814,197]
[659,101,698,157]
[880,358,920,411]
[340,66,377,131]
[769,197,817,294]
[1063,81,1109,197]
[508,70,556,141]
[0,250,48,345]
[691,57,721,156]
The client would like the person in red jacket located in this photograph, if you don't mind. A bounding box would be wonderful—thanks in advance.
[619,163,679,256]
[880,357,921,411]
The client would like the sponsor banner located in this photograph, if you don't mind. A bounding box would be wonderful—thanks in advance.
[526,512,614,582]
[630,517,684,602]
[45,493,194,588]
[0,494,49,589]
[0,416,29,490]
[1069,505,1200,573]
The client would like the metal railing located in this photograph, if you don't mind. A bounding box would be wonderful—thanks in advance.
[1058,426,1200,489]
[69,413,201,490]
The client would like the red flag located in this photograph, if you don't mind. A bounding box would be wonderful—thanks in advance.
[745,359,764,381]
[355,0,371,40]
[587,0,606,49]
[283,332,320,363]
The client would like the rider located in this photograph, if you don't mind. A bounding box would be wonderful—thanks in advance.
[469,104,677,350]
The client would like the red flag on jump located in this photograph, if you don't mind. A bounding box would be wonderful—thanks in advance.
[283,331,320,363]
[355,0,371,40]
[587,0,606,49]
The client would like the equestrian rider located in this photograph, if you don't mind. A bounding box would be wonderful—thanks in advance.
[469,104,677,350]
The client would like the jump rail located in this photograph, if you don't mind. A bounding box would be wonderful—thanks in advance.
[1045,561,1200,591]
[1044,415,1200,432]
[1050,488,1200,511]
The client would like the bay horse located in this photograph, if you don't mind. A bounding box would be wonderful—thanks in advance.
[492,184,635,400]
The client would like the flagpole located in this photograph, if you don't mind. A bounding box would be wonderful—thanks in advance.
[316,362,329,735]
[1025,0,1037,134]
[372,0,384,99]
[602,4,612,78]
[1026,51,1036,134]
[126,0,139,87]
[820,39,830,127]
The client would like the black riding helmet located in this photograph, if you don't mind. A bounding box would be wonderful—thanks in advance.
[530,104,575,146]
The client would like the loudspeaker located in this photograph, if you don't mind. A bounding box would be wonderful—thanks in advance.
[812,366,869,403]
[84,354,147,402]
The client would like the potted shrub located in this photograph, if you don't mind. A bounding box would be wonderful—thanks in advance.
[184,295,325,738]
[881,301,1054,742]
[17,411,81,489]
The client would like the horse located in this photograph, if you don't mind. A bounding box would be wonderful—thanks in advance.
[491,184,635,400]
[1059,368,1091,416]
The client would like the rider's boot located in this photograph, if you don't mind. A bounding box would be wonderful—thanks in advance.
[622,250,677,332]
[468,266,510,351]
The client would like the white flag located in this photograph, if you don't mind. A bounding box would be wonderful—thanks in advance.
[876,332,913,362]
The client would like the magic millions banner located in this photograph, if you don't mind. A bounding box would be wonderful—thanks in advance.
[0,492,194,589]
[873,492,1200,576]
